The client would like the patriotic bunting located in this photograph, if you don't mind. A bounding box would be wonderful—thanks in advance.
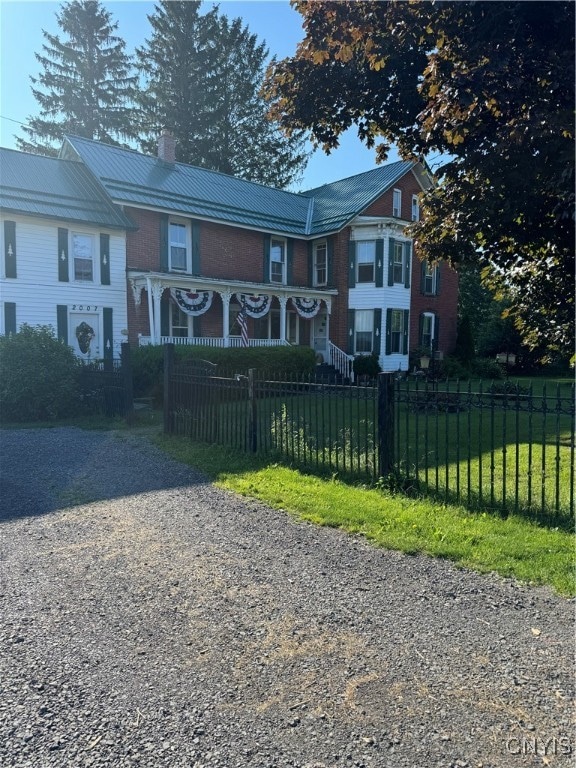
[236,293,270,318]
[291,297,322,318]
[171,288,213,316]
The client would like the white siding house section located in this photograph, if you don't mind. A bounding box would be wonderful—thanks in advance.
[349,223,412,372]
[0,214,127,359]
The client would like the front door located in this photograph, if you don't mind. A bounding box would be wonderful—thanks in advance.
[312,311,328,362]
[69,312,100,360]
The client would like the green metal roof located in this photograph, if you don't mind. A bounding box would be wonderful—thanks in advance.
[0,148,135,230]
[61,135,424,238]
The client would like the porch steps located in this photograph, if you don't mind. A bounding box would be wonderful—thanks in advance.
[314,362,350,386]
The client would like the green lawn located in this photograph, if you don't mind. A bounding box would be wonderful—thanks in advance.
[154,433,576,597]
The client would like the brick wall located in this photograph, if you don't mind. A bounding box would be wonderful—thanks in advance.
[363,171,421,220]
[410,258,459,355]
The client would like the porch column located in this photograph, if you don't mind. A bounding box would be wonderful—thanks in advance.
[278,295,288,342]
[145,277,155,342]
[150,279,164,344]
[221,289,232,347]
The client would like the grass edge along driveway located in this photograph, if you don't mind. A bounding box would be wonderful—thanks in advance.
[154,434,575,598]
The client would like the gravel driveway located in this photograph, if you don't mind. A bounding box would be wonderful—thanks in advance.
[0,427,573,768]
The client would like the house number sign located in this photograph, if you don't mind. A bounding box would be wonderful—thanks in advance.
[71,305,99,311]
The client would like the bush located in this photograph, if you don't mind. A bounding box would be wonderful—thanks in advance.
[0,325,81,422]
[131,343,317,402]
[439,355,470,380]
[352,353,381,379]
[470,357,504,379]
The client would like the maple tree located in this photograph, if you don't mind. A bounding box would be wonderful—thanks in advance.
[265,1,575,357]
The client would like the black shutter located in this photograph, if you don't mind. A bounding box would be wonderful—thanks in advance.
[58,228,69,282]
[4,221,17,278]
[4,302,16,335]
[103,307,113,360]
[375,239,384,288]
[56,305,68,344]
[402,310,409,354]
[404,242,411,288]
[433,315,440,351]
[286,238,294,285]
[100,234,110,285]
[263,235,271,283]
[160,297,170,337]
[347,309,355,354]
[418,313,425,347]
[348,241,356,288]
[385,308,392,355]
[307,241,313,286]
[159,214,169,271]
[327,236,334,287]
[435,263,441,295]
[191,220,201,274]
[421,261,427,293]
[373,308,382,355]
[388,238,395,285]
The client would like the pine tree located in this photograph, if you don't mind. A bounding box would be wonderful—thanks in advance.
[137,1,308,189]
[17,0,139,156]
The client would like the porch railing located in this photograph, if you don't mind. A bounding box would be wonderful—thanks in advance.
[139,335,290,348]
[329,341,355,383]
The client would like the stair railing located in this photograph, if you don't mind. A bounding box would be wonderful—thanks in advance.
[328,341,355,383]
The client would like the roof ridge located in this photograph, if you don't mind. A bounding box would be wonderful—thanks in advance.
[301,159,414,196]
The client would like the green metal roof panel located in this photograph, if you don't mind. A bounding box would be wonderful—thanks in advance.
[0,148,134,230]
[63,136,311,235]
[301,161,416,234]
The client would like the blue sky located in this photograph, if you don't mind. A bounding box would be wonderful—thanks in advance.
[0,0,400,191]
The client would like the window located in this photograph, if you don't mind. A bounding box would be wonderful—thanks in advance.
[313,241,327,286]
[389,309,405,354]
[393,188,402,218]
[355,310,374,354]
[411,195,420,221]
[229,302,241,336]
[170,303,189,337]
[420,313,434,350]
[169,221,188,270]
[72,233,94,281]
[254,310,280,339]
[422,262,439,295]
[270,238,286,283]
[393,242,404,284]
[356,241,376,283]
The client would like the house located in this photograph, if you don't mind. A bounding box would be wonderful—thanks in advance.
[1,134,458,375]
[0,148,133,360]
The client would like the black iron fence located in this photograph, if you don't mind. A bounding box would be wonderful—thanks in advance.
[77,343,133,418]
[163,346,574,523]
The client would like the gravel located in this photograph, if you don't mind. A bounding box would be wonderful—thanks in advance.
[0,427,573,768]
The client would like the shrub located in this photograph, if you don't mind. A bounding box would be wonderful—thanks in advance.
[0,325,81,422]
[352,353,382,380]
[470,357,504,380]
[439,355,470,380]
[131,343,317,402]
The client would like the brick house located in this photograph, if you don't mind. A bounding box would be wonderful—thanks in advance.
[2,134,458,375]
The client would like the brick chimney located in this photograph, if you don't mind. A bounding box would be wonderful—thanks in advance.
[158,129,176,163]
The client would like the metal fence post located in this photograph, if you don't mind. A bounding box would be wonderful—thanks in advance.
[378,372,395,478]
[248,368,257,452]
[121,342,134,424]
[163,343,175,434]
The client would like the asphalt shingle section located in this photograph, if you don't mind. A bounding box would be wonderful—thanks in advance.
[0,148,135,230]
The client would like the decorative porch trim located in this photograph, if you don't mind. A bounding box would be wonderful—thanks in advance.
[171,288,214,316]
[236,293,271,318]
[291,297,322,319]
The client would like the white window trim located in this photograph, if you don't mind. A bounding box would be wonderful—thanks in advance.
[270,237,286,284]
[170,302,192,337]
[421,311,435,350]
[354,309,374,354]
[423,262,438,295]
[356,240,376,284]
[411,194,420,221]
[71,231,96,283]
[393,188,402,218]
[313,240,328,287]
[389,309,406,355]
[169,217,191,273]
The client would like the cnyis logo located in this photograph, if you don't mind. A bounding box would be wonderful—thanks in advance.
[75,321,96,354]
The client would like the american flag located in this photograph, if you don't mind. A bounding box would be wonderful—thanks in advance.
[237,307,249,348]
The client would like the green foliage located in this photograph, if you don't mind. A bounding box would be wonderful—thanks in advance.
[0,325,81,422]
[17,0,139,155]
[454,315,475,366]
[136,0,308,188]
[132,344,317,400]
[352,353,381,379]
[439,355,470,381]
[266,1,575,355]
[470,357,504,380]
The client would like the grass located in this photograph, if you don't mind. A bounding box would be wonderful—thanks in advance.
[154,433,576,598]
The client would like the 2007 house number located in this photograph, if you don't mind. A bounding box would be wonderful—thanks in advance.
[71,305,98,311]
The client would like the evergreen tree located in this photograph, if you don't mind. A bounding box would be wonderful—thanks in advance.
[137,1,308,188]
[17,1,139,156]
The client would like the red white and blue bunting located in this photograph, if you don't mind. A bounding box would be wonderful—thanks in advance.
[170,288,213,316]
[291,297,322,318]
[236,293,271,318]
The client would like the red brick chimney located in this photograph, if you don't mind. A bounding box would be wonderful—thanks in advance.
[158,129,176,163]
